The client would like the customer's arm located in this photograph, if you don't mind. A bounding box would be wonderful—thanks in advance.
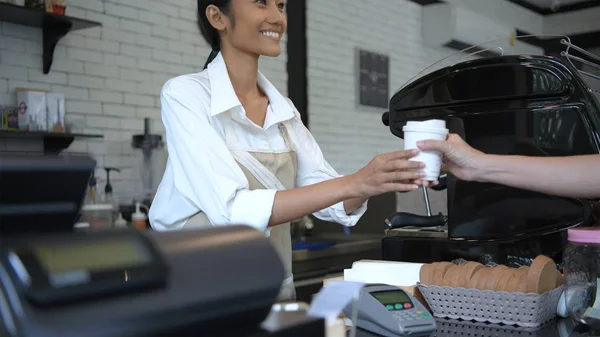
[418,134,600,199]
[477,154,600,199]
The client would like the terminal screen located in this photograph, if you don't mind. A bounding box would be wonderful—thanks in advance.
[371,290,413,311]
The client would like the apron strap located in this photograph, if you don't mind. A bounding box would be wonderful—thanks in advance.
[279,121,296,152]
[231,150,286,190]
[222,110,293,191]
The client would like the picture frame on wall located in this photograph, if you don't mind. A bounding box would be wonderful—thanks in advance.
[356,48,390,109]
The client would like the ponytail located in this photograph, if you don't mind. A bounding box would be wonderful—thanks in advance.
[203,48,219,70]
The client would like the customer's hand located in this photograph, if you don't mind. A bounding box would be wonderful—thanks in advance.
[350,149,428,198]
[417,134,485,182]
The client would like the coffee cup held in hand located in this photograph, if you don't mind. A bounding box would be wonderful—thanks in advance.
[403,119,449,181]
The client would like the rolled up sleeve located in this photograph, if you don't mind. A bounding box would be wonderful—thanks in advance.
[159,78,276,231]
[288,109,368,227]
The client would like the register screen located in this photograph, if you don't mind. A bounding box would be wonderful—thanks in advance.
[35,240,150,274]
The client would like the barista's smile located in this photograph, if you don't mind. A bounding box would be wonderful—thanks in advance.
[261,30,281,41]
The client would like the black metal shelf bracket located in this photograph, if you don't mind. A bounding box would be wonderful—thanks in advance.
[43,16,72,74]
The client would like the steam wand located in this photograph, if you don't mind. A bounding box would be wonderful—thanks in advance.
[384,178,447,230]
[421,185,432,217]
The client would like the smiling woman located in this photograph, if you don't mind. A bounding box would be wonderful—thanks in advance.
[198,0,286,69]
[149,0,431,303]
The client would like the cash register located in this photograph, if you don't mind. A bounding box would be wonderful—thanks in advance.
[0,154,324,337]
[381,36,600,267]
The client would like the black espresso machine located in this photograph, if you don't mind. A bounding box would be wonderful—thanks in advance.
[381,39,600,267]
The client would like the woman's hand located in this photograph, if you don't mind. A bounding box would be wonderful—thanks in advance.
[349,149,426,198]
[417,134,485,182]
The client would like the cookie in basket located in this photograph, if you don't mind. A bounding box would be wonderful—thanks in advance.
[484,265,509,290]
[441,264,463,287]
[459,261,483,288]
[477,267,495,290]
[526,255,558,294]
[493,268,516,291]
[466,267,489,290]
[419,262,437,285]
[432,262,454,286]
[504,268,527,292]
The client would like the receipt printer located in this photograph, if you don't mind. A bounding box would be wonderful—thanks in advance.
[0,226,286,337]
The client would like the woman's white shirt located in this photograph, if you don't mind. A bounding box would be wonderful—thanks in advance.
[149,52,368,232]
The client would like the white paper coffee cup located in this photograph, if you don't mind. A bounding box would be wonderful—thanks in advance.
[403,119,449,181]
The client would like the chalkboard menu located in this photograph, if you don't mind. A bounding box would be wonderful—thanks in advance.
[358,49,389,109]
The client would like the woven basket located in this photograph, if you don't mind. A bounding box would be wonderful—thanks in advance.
[417,284,564,327]
[431,318,557,336]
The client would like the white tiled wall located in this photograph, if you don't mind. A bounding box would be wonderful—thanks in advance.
[304,0,550,215]
[0,0,287,203]
[305,0,462,214]
[306,0,454,175]
[305,0,535,214]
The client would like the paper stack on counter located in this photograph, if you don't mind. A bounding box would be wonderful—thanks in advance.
[343,260,423,286]
[324,259,427,306]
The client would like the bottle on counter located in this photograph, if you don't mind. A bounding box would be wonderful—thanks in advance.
[131,202,148,231]
[102,167,121,221]
[114,212,127,228]
[85,176,98,205]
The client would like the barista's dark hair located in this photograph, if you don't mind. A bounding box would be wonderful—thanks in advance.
[198,0,233,69]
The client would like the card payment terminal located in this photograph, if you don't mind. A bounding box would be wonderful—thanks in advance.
[343,284,436,336]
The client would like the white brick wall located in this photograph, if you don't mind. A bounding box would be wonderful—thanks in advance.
[305,0,461,214]
[0,0,287,204]
[305,0,546,215]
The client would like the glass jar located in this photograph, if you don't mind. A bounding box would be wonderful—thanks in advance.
[564,228,600,320]
[80,204,114,230]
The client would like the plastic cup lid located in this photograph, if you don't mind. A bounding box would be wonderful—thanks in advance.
[402,126,449,134]
[568,227,600,244]
[403,119,448,134]
[406,119,446,129]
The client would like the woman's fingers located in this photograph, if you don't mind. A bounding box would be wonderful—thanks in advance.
[385,182,419,192]
[383,149,419,161]
[384,158,424,172]
[389,170,424,182]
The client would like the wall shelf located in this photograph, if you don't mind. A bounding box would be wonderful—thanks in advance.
[0,3,101,74]
[0,130,103,154]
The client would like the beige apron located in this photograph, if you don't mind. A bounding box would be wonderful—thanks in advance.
[185,110,298,302]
